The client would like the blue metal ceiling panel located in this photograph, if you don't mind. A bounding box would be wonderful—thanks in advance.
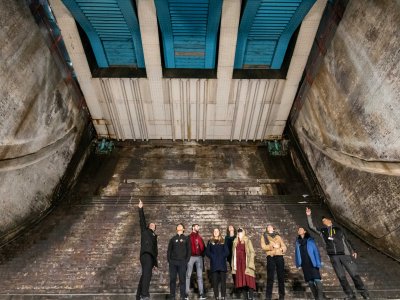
[155,0,222,69]
[234,0,316,70]
[61,0,145,68]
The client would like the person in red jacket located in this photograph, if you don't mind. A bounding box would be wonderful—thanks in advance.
[186,224,206,299]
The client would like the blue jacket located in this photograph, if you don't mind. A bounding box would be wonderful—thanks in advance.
[295,237,321,268]
[205,239,229,272]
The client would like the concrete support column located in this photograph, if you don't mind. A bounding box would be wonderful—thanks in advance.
[270,0,327,137]
[215,0,241,122]
[48,0,108,137]
[137,0,166,138]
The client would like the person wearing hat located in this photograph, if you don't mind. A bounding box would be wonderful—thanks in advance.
[168,223,191,300]
[306,207,369,300]
[261,225,287,300]
[137,200,158,300]
[231,228,256,300]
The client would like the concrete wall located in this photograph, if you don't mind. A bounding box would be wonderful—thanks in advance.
[294,0,400,259]
[0,1,87,240]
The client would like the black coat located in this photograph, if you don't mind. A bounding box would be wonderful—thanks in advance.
[206,239,229,272]
[307,215,355,256]
[167,233,191,263]
[225,235,235,265]
[139,208,158,267]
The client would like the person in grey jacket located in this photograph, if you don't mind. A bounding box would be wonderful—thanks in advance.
[306,207,369,300]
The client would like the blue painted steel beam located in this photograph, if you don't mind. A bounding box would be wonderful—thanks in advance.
[204,0,222,68]
[234,0,262,69]
[116,0,145,68]
[155,0,222,69]
[271,0,316,68]
[62,0,109,67]
[154,0,176,68]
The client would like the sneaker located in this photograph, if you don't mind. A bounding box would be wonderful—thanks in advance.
[199,295,206,300]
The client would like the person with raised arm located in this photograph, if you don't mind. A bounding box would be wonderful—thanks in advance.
[306,207,369,300]
[136,199,158,300]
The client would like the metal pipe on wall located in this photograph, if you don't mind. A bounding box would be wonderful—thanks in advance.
[203,80,208,141]
[168,79,176,141]
[254,81,270,141]
[106,79,125,140]
[230,80,242,141]
[246,79,260,141]
[239,80,253,141]
[100,79,120,139]
[132,79,148,141]
[120,79,136,141]
[261,80,279,141]
[196,79,200,142]
[179,80,185,140]
[186,80,191,141]
[129,79,143,140]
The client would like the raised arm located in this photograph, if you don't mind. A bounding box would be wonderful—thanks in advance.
[306,207,320,235]
[138,199,146,232]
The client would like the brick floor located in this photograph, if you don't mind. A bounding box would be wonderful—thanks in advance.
[0,143,399,299]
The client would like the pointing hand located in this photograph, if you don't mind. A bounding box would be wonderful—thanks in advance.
[138,199,143,208]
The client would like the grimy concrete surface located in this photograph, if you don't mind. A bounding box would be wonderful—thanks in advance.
[0,1,87,241]
[0,143,399,299]
[294,0,400,259]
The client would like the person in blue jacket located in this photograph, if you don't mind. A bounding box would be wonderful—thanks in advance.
[206,228,230,300]
[295,227,324,300]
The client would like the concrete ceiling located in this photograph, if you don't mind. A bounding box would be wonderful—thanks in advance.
[49,0,327,140]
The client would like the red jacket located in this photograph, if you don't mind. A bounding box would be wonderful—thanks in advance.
[189,232,205,256]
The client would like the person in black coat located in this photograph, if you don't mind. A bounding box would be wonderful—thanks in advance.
[206,228,229,300]
[306,207,369,300]
[137,200,158,300]
[167,223,191,300]
[225,225,237,295]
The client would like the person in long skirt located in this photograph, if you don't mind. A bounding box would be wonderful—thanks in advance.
[206,228,230,300]
[231,228,256,300]
[295,227,324,300]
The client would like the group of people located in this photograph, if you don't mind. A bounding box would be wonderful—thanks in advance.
[137,200,370,300]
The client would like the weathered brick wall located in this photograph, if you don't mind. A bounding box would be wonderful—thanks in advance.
[294,0,400,259]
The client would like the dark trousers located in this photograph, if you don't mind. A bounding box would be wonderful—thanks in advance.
[330,255,367,297]
[211,271,227,298]
[266,256,285,299]
[169,260,187,299]
[137,253,154,299]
